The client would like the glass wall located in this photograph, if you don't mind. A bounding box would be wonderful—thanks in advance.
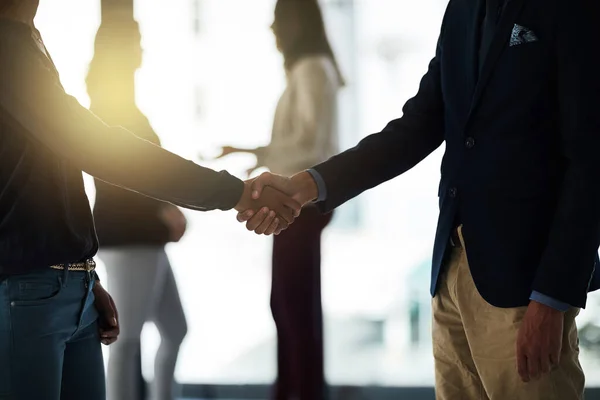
[35,0,600,389]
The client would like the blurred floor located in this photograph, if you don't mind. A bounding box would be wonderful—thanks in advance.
[223,316,433,386]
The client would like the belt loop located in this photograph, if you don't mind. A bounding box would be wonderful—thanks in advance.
[62,263,69,286]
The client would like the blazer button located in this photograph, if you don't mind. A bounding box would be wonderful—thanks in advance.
[465,137,475,149]
[449,187,458,198]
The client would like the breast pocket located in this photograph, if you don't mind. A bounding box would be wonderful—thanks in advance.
[498,38,549,89]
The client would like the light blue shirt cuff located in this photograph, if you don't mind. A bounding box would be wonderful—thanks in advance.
[530,291,570,312]
[306,169,327,202]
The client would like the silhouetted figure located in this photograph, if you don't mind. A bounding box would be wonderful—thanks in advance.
[0,1,300,398]
[242,0,600,398]
[87,21,188,400]
[219,1,343,398]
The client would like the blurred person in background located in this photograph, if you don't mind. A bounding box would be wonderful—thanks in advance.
[218,1,343,398]
[87,21,188,400]
[0,0,301,399]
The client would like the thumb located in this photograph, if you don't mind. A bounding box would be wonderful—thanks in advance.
[251,173,292,200]
[251,172,270,199]
[107,308,118,327]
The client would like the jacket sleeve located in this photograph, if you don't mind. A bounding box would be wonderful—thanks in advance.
[0,32,243,212]
[312,36,446,213]
[531,0,600,307]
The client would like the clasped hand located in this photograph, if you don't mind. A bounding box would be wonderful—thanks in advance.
[208,147,300,235]
[235,172,319,234]
[234,178,302,235]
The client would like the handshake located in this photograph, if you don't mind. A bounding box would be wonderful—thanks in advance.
[233,171,320,235]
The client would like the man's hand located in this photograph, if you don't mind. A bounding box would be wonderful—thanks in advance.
[253,171,318,205]
[516,301,565,382]
[93,282,120,346]
[159,205,187,242]
[234,179,301,235]
[216,146,244,159]
[236,172,319,231]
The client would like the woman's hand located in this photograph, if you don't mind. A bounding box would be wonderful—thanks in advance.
[246,163,263,178]
[93,282,120,346]
[216,146,246,159]
[216,146,266,159]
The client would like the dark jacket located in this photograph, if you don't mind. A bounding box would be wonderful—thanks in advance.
[312,0,600,308]
[92,110,171,248]
[0,19,243,274]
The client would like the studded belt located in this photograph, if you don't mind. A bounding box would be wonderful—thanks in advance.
[49,259,96,272]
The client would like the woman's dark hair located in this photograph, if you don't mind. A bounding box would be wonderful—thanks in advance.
[274,0,345,85]
[86,20,141,96]
[88,20,141,72]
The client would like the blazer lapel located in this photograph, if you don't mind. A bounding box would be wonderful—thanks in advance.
[467,0,485,93]
[468,0,526,119]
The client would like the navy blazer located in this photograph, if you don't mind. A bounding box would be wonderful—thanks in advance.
[312,0,600,308]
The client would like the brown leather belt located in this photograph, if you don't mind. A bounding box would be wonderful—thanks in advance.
[49,259,96,272]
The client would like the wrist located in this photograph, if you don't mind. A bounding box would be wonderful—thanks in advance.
[529,300,565,315]
[92,279,103,293]
[234,181,252,212]
[292,171,318,206]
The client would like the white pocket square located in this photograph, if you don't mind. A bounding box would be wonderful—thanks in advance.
[510,24,538,47]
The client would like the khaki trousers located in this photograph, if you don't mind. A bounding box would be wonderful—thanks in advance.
[432,231,585,399]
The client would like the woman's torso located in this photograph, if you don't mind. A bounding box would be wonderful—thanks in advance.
[266,55,341,176]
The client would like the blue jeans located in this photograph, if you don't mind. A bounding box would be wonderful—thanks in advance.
[0,268,105,400]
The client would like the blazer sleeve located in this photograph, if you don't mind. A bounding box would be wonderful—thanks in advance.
[532,0,600,307]
[0,32,244,212]
[311,37,446,213]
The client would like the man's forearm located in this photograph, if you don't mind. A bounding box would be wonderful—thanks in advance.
[80,125,245,211]
[306,46,445,213]
[0,39,245,211]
